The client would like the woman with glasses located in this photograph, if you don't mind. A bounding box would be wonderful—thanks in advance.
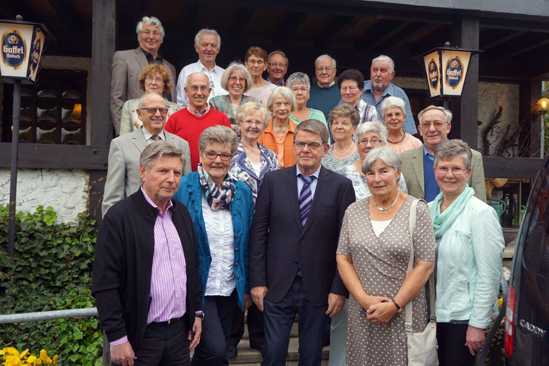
[174,126,254,366]
[286,72,327,127]
[321,103,360,175]
[259,86,298,168]
[428,139,503,366]
[245,46,277,106]
[210,63,256,134]
[119,64,181,135]
[337,69,378,124]
[381,96,422,154]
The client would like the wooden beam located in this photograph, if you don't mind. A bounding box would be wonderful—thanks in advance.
[90,0,115,148]
[481,31,526,50]
[389,23,443,50]
[456,17,480,150]
[509,38,549,58]
[484,157,544,178]
[361,22,411,51]
[0,143,108,169]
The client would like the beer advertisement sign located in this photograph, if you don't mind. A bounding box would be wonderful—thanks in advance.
[441,50,471,96]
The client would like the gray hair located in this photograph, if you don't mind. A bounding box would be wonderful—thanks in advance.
[434,139,472,170]
[380,96,406,118]
[296,119,330,145]
[286,72,311,90]
[315,54,337,69]
[199,125,238,155]
[418,105,453,124]
[356,122,388,144]
[267,86,297,112]
[362,146,401,174]
[371,55,395,74]
[185,71,211,89]
[136,16,165,39]
[268,50,288,64]
[140,141,183,169]
[194,28,221,49]
[236,101,270,128]
[329,103,360,127]
[137,92,167,109]
[220,63,253,92]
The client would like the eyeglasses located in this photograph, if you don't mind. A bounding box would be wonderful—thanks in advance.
[140,30,161,37]
[316,66,334,72]
[436,166,468,175]
[140,107,168,115]
[228,76,246,82]
[204,150,232,161]
[358,138,382,145]
[145,76,164,83]
[295,141,322,150]
[241,119,264,126]
[420,121,447,129]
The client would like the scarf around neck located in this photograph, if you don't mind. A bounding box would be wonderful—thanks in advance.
[430,186,475,240]
[197,164,236,211]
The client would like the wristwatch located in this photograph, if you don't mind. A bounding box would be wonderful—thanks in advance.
[195,310,205,319]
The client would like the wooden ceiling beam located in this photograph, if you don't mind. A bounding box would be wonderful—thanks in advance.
[481,31,526,50]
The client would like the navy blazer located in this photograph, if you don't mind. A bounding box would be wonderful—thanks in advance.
[175,172,254,309]
[249,166,356,305]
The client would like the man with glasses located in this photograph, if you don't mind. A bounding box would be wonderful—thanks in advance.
[165,72,231,170]
[309,54,340,118]
[249,120,355,366]
[400,105,486,202]
[267,50,289,86]
[102,93,191,216]
[111,16,176,134]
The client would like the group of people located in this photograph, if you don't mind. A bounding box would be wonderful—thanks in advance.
[93,15,505,366]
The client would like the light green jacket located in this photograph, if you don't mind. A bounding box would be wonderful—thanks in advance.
[429,196,504,328]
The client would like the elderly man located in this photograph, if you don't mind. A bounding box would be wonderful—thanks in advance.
[102,93,191,216]
[176,29,226,105]
[363,55,417,134]
[267,50,288,86]
[249,120,355,366]
[400,105,486,202]
[309,54,340,119]
[93,141,203,366]
[111,16,176,134]
[165,72,231,170]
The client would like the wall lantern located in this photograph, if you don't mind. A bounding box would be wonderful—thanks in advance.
[423,42,480,98]
[0,15,49,254]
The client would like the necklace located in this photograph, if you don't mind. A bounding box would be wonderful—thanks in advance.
[387,129,406,144]
[375,192,400,212]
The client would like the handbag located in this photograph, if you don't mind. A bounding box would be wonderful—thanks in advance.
[406,199,439,366]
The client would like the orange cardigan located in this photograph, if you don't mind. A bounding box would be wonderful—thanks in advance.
[259,119,297,168]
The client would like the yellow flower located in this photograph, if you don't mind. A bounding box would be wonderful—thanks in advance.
[5,355,22,366]
[39,350,51,364]
[26,355,38,365]
[19,349,29,359]
[3,347,19,357]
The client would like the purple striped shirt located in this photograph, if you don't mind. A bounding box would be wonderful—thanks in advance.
[110,189,187,347]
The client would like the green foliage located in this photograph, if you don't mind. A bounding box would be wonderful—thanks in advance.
[0,206,102,365]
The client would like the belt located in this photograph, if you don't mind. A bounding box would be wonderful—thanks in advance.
[148,316,184,328]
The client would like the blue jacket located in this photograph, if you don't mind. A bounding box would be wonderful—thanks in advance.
[174,172,254,309]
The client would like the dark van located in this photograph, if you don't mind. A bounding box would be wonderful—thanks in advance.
[503,160,549,365]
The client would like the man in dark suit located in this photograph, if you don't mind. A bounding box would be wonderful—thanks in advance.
[249,120,356,366]
[111,16,177,134]
[93,141,203,366]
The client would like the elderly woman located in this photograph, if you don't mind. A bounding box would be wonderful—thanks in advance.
[210,63,256,133]
[245,46,277,106]
[258,86,297,168]
[343,122,407,199]
[428,140,504,366]
[175,126,254,366]
[286,72,327,126]
[336,146,435,366]
[230,101,278,200]
[321,103,359,175]
[381,96,422,154]
[338,69,378,124]
[119,64,181,135]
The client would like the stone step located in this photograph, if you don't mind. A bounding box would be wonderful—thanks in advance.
[230,337,329,365]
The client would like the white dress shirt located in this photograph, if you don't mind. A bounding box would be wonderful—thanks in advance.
[176,60,227,105]
[202,197,235,296]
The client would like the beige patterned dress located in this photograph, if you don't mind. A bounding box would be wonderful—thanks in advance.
[337,196,436,366]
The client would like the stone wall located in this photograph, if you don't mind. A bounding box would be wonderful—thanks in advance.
[0,169,89,223]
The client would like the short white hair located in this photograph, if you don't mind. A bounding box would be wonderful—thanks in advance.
[371,55,395,74]
[315,54,337,69]
[220,63,253,92]
[136,16,165,40]
[380,96,406,118]
[266,86,296,112]
[356,121,388,144]
[194,29,221,49]
[185,72,211,89]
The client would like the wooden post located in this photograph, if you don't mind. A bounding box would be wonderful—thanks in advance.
[456,17,480,149]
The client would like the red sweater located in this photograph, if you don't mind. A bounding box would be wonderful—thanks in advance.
[165,108,231,170]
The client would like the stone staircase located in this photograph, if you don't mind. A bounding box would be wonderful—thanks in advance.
[229,321,329,366]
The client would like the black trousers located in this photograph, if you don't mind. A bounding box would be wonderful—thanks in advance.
[131,318,190,366]
[192,292,240,366]
[226,303,265,355]
[263,276,329,366]
[437,322,476,366]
